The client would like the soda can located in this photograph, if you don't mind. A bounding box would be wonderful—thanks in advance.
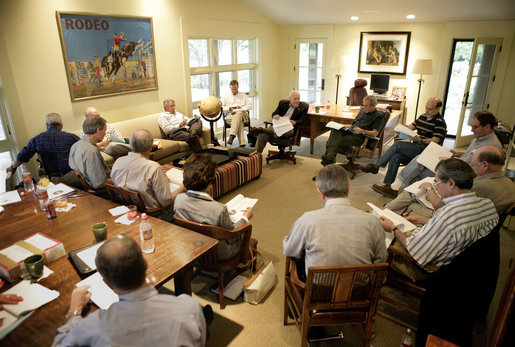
[44,201,57,219]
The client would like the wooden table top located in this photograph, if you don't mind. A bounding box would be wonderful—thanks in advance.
[308,104,361,120]
[0,188,218,346]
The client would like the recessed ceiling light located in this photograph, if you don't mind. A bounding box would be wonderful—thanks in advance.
[350,16,359,21]
[406,14,416,19]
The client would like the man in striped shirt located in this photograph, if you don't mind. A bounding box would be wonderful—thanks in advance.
[379,158,498,282]
[360,97,447,198]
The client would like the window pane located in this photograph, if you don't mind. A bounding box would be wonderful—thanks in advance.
[216,71,233,97]
[237,40,252,64]
[214,40,232,66]
[0,151,13,193]
[190,74,210,102]
[237,70,253,93]
[188,40,209,68]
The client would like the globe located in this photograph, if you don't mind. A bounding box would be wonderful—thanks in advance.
[199,96,222,119]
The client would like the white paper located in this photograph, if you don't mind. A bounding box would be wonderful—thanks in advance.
[349,106,361,110]
[0,245,34,263]
[367,202,417,233]
[416,142,453,173]
[272,117,294,137]
[109,206,130,216]
[211,275,247,300]
[0,191,21,205]
[394,124,418,138]
[226,194,258,223]
[2,280,59,317]
[24,233,58,251]
[343,112,356,116]
[77,272,119,310]
[385,232,394,249]
[169,182,181,193]
[326,121,345,130]
[166,168,184,185]
[114,213,139,225]
[56,202,76,213]
[46,183,76,199]
[404,177,437,210]
[76,242,105,271]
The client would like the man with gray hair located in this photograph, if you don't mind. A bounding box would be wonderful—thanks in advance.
[319,95,384,168]
[53,236,207,346]
[7,112,80,186]
[69,116,111,190]
[158,98,203,153]
[111,129,185,221]
[283,164,387,279]
[83,107,130,159]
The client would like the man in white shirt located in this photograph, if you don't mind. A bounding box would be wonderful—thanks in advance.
[158,98,203,153]
[220,80,252,146]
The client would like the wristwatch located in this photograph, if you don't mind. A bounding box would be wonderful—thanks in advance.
[426,186,434,192]
[65,309,82,320]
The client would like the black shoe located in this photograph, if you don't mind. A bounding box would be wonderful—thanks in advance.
[360,163,379,174]
[312,175,317,181]
[227,135,236,145]
[203,304,214,326]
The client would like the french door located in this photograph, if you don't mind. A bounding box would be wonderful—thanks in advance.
[294,39,327,105]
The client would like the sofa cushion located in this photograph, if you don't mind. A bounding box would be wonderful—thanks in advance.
[148,140,181,162]
[109,113,166,139]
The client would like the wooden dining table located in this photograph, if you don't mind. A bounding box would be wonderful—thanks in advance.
[0,188,218,346]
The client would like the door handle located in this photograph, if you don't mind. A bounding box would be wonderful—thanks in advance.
[321,79,325,91]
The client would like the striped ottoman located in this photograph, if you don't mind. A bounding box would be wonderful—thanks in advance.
[162,153,262,199]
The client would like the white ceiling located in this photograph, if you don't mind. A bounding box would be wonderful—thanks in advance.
[240,0,515,25]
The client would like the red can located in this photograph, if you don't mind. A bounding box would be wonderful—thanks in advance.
[44,201,57,219]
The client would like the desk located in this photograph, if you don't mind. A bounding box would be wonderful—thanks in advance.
[302,105,402,155]
[346,96,405,111]
[0,189,217,346]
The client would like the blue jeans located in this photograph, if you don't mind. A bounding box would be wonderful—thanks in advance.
[375,141,426,184]
[398,155,435,186]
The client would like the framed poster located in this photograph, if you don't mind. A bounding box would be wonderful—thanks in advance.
[391,86,406,99]
[358,32,411,75]
[56,12,158,101]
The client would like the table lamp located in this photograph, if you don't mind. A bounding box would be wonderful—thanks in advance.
[412,59,433,117]
[330,55,346,105]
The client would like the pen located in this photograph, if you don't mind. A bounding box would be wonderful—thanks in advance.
[240,208,257,211]
[405,209,413,216]
[67,194,85,198]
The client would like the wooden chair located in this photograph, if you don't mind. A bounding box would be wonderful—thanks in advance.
[283,257,388,347]
[173,216,254,309]
[104,183,164,216]
[5,171,15,192]
[222,111,252,146]
[264,123,303,165]
[70,170,103,195]
[338,108,390,178]
[487,263,515,347]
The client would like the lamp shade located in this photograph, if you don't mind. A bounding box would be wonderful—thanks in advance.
[412,59,433,75]
[330,55,345,70]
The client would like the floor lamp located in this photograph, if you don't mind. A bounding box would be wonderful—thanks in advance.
[412,59,433,117]
[330,55,345,105]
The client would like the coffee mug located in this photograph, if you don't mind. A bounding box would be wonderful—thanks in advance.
[24,254,44,280]
[92,222,108,242]
[314,105,320,113]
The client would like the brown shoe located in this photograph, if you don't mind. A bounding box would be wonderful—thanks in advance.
[360,163,379,174]
[251,127,265,136]
[227,135,236,145]
[371,184,398,199]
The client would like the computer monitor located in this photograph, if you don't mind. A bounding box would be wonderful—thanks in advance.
[370,73,390,95]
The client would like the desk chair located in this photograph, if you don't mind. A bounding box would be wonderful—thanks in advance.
[173,216,255,309]
[222,111,252,146]
[349,79,368,106]
[338,109,390,178]
[264,122,303,165]
[104,183,165,217]
[284,257,388,347]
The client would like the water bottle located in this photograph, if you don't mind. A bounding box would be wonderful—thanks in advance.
[400,328,413,347]
[139,213,155,253]
[35,185,48,211]
[21,165,35,192]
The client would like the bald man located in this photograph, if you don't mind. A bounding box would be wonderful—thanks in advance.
[83,107,130,159]
[361,97,447,198]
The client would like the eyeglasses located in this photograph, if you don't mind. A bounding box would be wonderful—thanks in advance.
[433,179,443,186]
[471,124,482,130]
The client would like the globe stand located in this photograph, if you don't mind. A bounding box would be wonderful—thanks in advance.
[199,109,222,147]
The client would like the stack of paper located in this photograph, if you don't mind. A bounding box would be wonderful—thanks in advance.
[416,142,453,172]
[272,117,294,137]
[46,183,76,200]
[166,167,184,192]
[394,124,418,138]
[226,194,258,223]
[404,177,439,210]
[77,272,118,310]
[0,191,21,205]
[367,202,417,233]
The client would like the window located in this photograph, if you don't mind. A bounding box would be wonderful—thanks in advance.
[187,38,258,131]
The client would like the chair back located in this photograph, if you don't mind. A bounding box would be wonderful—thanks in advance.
[349,79,368,106]
[71,170,92,192]
[5,171,15,191]
[104,183,164,215]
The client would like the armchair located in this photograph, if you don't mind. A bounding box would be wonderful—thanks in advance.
[349,79,368,106]
[264,122,303,165]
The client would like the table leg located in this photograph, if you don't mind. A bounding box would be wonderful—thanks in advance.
[310,117,316,154]
[174,265,194,295]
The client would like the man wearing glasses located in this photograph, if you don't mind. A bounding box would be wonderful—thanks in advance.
[379,158,498,282]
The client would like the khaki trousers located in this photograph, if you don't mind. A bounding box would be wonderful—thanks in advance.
[226,111,249,145]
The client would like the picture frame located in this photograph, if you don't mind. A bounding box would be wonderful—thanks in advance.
[358,32,411,75]
[391,86,406,99]
[56,12,158,101]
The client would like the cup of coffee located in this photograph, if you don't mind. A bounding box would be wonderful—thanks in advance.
[24,254,44,280]
[314,105,320,113]
[92,222,108,242]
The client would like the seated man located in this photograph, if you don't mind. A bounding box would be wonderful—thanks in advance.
[174,153,253,261]
[83,107,130,159]
[379,158,498,282]
[7,113,80,187]
[360,97,446,198]
[320,95,384,167]
[388,110,503,191]
[111,130,185,222]
[69,116,111,190]
[388,146,515,224]
[252,90,308,153]
[158,98,202,153]
[221,79,252,146]
[283,164,387,280]
[52,236,206,347]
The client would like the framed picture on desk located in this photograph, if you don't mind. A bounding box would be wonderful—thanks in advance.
[391,86,406,99]
[358,32,411,75]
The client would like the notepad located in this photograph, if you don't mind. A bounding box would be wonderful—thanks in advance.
[416,142,453,173]
[226,194,258,223]
[367,202,417,233]
[77,272,119,310]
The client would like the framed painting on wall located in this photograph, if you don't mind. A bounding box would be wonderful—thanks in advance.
[56,12,158,101]
[358,32,411,75]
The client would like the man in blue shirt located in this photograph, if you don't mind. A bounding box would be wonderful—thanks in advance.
[6,113,80,187]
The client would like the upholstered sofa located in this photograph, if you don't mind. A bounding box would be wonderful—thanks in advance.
[74,113,211,165]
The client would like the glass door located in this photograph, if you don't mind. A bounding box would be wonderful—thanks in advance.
[454,38,502,147]
[295,39,326,104]
[0,76,18,192]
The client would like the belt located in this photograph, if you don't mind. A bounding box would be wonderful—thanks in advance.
[49,169,71,178]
